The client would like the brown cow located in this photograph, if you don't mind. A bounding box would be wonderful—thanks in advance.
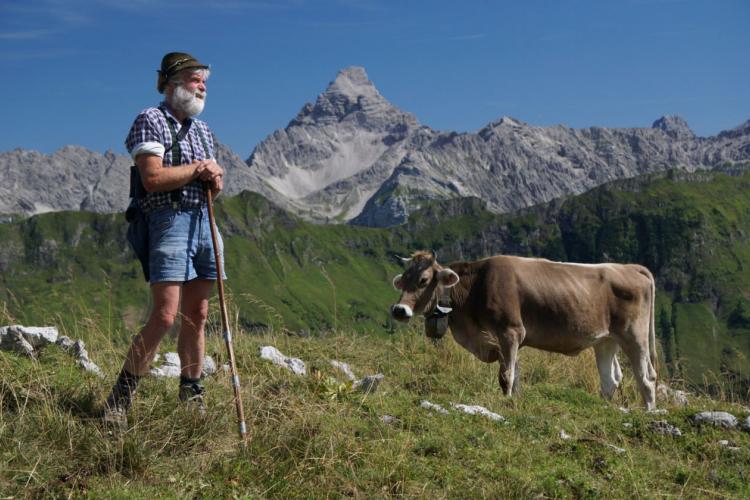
[390,251,658,409]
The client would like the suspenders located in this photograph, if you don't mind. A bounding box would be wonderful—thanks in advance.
[129,108,211,205]
[161,109,190,205]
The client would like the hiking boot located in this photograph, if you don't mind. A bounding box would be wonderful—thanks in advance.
[101,405,128,433]
[178,381,206,415]
[101,369,140,433]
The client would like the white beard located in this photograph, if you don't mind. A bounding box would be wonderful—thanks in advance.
[170,85,206,117]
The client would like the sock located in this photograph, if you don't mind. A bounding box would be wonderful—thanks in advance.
[105,369,142,410]
[179,375,201,387]
[179,375,204,401]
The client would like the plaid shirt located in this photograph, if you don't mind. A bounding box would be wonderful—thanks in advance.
[125,103,215,213]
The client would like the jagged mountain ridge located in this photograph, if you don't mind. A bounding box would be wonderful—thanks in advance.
[248,66,750,226]
[0,142,265,217]
[2,65,749,224]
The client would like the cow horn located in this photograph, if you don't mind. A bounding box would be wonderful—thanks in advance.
[396,255,412,263]
[430,249,437,260]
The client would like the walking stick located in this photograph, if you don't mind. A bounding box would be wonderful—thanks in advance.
[205,185,248,444]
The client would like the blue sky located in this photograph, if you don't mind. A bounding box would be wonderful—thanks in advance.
[2,0,748,157]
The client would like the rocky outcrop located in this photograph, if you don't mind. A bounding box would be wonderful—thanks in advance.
[0,325,104,377]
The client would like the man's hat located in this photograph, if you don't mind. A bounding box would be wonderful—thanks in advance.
[157,52,209,93]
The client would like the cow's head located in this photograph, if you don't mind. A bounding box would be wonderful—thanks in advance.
[390,250,460,327]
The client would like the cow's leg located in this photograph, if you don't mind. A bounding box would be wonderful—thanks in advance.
[620,329,657,410]
[594,338,620,400]
[512,360,522,395]
[613,353,623,386]
[497,327,524,397]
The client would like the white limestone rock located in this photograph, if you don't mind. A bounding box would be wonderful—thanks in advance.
[163,352,181,366]
[657,383,689,406]
[72,340,90,361]
[330,360,357,381]
[717,439,740,451]
[8,325,58,348]
[650,420,682,437]
[148,352,217,378]
[1,328,35,357]
[202,355,217,376]
[605,444,627,454]
[78,358,105,378]
[3,325,103,376]
[451,403,505,422]
[693,411,737,428]
[420,400,449,415]
[55,335,76,352]
[150,365,182,378]
[260,346,306,376]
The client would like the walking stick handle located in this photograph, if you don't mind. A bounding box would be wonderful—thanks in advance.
[205,185,248,444]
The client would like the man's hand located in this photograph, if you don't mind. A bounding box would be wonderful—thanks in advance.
[209,174,223,198]
[195,159,224,183]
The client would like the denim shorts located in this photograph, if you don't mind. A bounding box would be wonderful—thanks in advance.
[147,206,227,284]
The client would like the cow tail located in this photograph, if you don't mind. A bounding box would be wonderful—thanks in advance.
[638,266,658,388]
[648,269,658,388]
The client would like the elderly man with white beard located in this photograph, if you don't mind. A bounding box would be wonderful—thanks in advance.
[103,52,225,429]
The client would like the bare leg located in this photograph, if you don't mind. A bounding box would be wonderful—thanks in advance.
[123,283,181,376]
[177,279,214,379]
[105,283,181,417]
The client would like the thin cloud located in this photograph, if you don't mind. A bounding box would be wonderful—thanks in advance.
[449,33,487,41]
[334,0,390,13]
[0,48,88,61]
[1,0,92,39]
[297,20,381,29]
[400,33,489,45]
[95,0,298,11]
[0,29,56,40]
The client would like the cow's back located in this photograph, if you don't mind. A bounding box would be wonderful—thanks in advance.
[476,256,652,355]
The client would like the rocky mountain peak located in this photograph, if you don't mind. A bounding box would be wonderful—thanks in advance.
[290,66,396,127]
[478,116,527,139]
[718,119,750,140]
[652,115,695,139]
[328,66,379,101]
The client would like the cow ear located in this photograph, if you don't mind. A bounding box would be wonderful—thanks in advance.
[392,274,404,290]
[438,269,459,288]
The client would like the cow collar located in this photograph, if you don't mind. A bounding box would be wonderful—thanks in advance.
[426,286,453,319]
[425,286,452,339]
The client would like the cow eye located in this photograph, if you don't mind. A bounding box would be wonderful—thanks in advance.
[419,277,429,288]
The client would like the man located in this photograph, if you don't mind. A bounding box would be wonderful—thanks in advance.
[103,52,225,428]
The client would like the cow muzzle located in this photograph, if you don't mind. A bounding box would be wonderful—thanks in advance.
[390,304,413,322]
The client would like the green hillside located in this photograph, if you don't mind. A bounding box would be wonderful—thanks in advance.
[2,169,750,396]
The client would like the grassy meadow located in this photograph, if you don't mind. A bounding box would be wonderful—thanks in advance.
[2,297,749,498]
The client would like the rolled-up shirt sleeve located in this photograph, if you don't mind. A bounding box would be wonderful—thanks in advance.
[130,141,165,159]
[125,110,165,159]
